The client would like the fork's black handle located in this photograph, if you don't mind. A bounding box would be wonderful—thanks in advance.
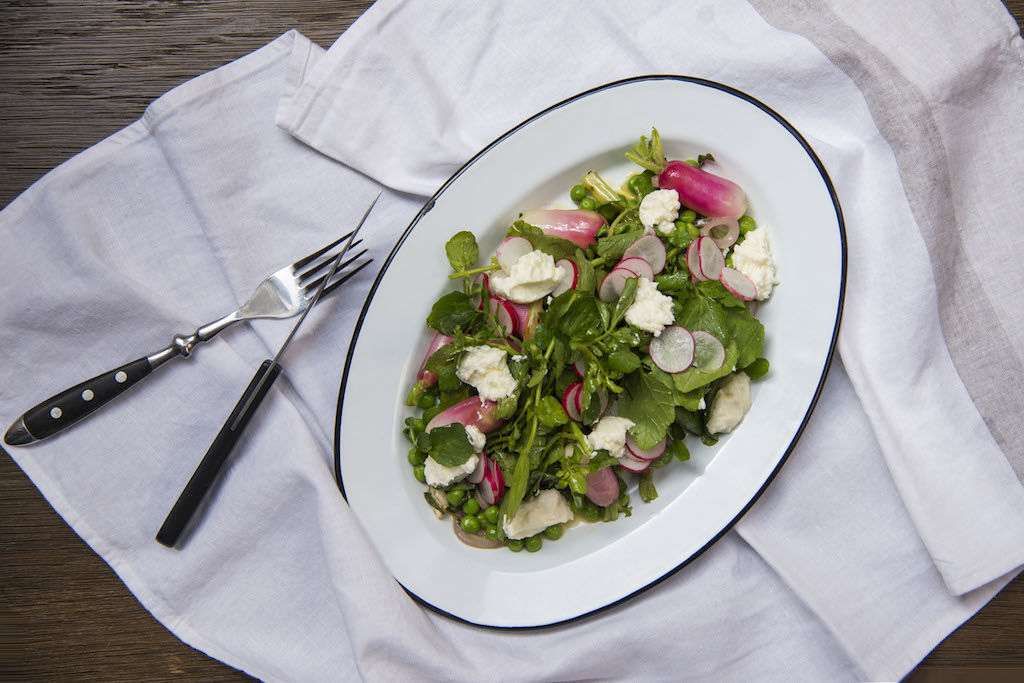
[156,359,282,548]
[5,357,153,446]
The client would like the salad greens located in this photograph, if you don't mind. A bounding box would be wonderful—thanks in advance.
[403,128,771,552]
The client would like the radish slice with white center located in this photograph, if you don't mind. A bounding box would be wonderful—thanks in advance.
[585,467,620,507]
[700,217,740,250]
[599,269,633,302]
[563,382,583,421]
[469,453,487,484]
[496,236,533,270]
[720,267,757,301]
[478,456,505,505]
[622,235,667,274]
[552,258,578,296]
[618,453,650,473]
[691,331,726,371]
[626,435,667,461]
[598,272,619,302]
[686,241,705,281]
[594,390,609,420]
[617,256,654,281]
[426,397,505,433]
[696,237,724,281]
[489,299,515,336]
[649,325,695,373]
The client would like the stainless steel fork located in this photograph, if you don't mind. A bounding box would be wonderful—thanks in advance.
[4,234,373,445]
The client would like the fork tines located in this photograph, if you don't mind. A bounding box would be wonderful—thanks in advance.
[302,252,372,297]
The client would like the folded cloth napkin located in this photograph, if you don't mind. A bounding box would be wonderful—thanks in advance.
[2,3,1023,683]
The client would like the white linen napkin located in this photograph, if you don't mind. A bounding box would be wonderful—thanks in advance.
[1,2,1022,681]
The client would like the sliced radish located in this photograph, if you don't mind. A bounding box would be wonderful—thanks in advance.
[696,237,724,281]
[617,256,654,281]
[700,217,740,250]
[478,456,505,505]
[599,268,633,302]
[626,435,667,461]
[469,453,487,484]
[496,236,532,270]
[585,467,620,507]
[594,390,609,420]
[598,272,619,302]
[649,325,695,373]
[686,240,704,281]
[720,267,757,301]
[488,298,515,336]
[519,209,605,249]
[552,258,578,296]
[618,453,650,473]
[573,360,586,378]
[563,382,583,422]
[622,235,667,274]
[691,331,726,372]
[426,397,505,434]
[658,160,747,220]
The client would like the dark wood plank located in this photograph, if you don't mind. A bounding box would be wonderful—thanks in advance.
[1,1,1022,680]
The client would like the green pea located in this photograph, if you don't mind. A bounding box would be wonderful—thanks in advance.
[407,448,425,466]
[462,498,481,515]
[570,184,588,203]
[485,526,504,542]
[738,215,757,234]
[446,489,466,507]
[525,536,543,552]
[618,493,630,507]
[580,500,602,522]
[542,524,564,541]
[482,505,500,524]
[680,209,698,222]
[579,196,598,211]
[413,465,426,483]
[507,539,524,552]
[416,394,435,410]
[408,417,425,432]
[460,515,481,533]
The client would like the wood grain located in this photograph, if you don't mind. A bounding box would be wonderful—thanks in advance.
[1,1,1022,680]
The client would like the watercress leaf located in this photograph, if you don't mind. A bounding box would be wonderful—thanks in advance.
[697,152,715,168]
[655,271,692,294]
[667,439,691,462]
[607,349,641,374]
[587,453,619,472]
[559,294,603,342]
[673,343,739,394]
[596,230,645,260]
[745,358,770,380]
[675,407,704,436]
[427,291,480,335]
[609,208,644,236]
[536,395,568,427]
[625,128,667,174]
[618,366,676,450]
[427,423,474,467]
[496,394,519,420]
[507,220,577,259]
[638,471,658,502]
[444,230,479,273]
[574,249,597,294]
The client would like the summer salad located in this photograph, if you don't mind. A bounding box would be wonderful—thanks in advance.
[402,129,778,552]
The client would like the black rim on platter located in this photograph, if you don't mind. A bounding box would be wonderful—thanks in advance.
[333,75,848,630]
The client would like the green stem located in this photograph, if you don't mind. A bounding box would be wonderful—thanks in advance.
[449,263,501,280]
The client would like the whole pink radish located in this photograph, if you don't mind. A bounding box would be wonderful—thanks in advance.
[426,396,505,434]
[519,209,604,249]
[658,161,747,220]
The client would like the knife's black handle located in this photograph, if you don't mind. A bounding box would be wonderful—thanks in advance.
[156,359,282,548]
[15,357,153,444]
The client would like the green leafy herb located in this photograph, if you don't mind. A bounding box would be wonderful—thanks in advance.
[673,281,764,370]
[608,207,644,236]
[610,277,639,328]
[507,220,577,259]
[582,170,623,205]
[638,472,658,502]
[444,231,479,273]
[426,423,474,467]
[696,153,715,168]
[666,439,690,462]
[675,407,704,436]
[427,291,480,335]
[607,349,641,374]
[536,395,569,427]
[618,365,676,450]
[673,344,739,394]
[625,128,667,174]
[559,294,604,342]
[574,250,597,294]
[655,271,692,294]
[596,230,645,260]
[745,358,770,380]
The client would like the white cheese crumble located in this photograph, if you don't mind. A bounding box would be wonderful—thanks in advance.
[707,373,752,434]
[586,416,635,459]
[465,424,487,453]
[625,277,675,336]
[639,189,680,235]
[731,228,778,301]
[488,249,562,303]
[502,489,573,540]
[456,345,517,401]
[424,454,479,487]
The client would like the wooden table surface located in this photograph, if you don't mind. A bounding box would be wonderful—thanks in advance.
[2,2,1022,680]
